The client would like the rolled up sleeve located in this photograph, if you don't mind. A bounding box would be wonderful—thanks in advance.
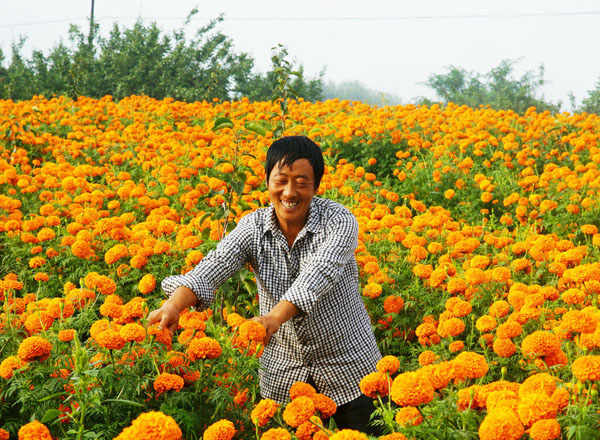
[280,210,358,315]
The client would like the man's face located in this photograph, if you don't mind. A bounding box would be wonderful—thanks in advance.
[267,158,316,228]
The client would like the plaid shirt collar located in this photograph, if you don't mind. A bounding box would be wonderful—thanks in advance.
[263,197,321,238]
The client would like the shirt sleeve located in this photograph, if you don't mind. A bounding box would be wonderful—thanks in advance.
[161,214,253,310]
[280,207,359,315]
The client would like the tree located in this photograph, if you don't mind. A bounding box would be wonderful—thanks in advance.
[322,80,401,105]
[420,59,561,113]
[580,77,600,114]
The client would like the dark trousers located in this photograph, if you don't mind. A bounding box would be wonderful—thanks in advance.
[307,377,381,435]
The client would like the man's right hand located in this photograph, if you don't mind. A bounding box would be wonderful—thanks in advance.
[147,286,199,334]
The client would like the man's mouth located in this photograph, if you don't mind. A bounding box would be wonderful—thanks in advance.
[281,200,298,209]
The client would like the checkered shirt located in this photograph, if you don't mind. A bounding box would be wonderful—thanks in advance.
[161,197,382,406]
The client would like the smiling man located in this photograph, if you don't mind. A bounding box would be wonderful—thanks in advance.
[148,136,382,432]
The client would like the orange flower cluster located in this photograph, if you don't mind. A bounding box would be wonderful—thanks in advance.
[114,411,182,440]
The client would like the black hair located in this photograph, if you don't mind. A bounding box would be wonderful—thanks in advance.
[265,136,324,190]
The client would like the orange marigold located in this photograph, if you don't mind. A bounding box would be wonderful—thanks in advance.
[186,337,222,361]
[377,355,400,374]
[328,430,368,440]
[478,409,524,440]
[395,406,423,426]
[517,392,558,426]
[251,399,279,427]
[453,351,489,379]
[496,321,522,339]
[203,420,236,440]
[261,428,291,440]
[95,329,126,350]
[529,419,561,440]
[0,355,25,379]
[282,396,315,428]
[418,350,436,366]
[359,371,389,398]
[120,323,146,342]
[58,329,76,342]
[138,273,156,294]
[311,393,336,418]
[493,338,516,358]
[0,428,8,440]
[443,318,466,337]
[521,331,561,357]
[519,373,557,398]
[571,355,600,382]
[289,381,317,400]
[153,372,184,394]
[18,420,53,440]
[17,336,52,362]
[383,295,404,314]
[476,315,497,332]
[390,371,434,406]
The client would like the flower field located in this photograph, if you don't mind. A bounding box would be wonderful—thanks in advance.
[1,95,600,440]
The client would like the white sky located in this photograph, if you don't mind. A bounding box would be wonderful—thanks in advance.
[2,0,600,111]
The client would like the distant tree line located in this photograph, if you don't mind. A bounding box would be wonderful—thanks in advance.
[0,12,323,103]
[1,11,600,115]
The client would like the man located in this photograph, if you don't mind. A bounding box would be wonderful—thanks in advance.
[148,136,382,431]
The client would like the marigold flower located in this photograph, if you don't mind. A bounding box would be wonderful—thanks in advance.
[383,295,404,314]
[453,351,489,379]
[58,329,76,342]
[153,372,184,394]
[282,395,315,428]
[496,321,522,339]
[17,336,52,362]
[114,411,182,440]
[517,392,558,426]
[390,371,434,406]
[378,434,408,440]
[395,406,423,426]
[18,420,53,440]
[0,355,25,379]
[478,409,524,440]
[443,318,466,337]
[519,373,556,398]
[186,337,222,361]
[521,331,561,358]
[289,381,317,400]
[377,355,400,374]
[0,428,8,440]
[251,399,279,426]
[311,393,336,418]
[476,315,497,332]
[493,338,516,357]
[561,288,585,305]
[120,323,146,342]
[95,329,126,350]
[236,320,266,346]
[489,300,510,318]
[362,282,383,298]
[359,371,389,398]
[261,428,291,440]
[529,419,561,440]
[571,355,600,382]
[138,273,156,294]
[418,350,436,366]
[328,430,368,440]
[447,277,467,294]
[449,340,464,353]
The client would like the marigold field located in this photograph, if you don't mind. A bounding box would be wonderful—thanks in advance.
[1,95,600,440]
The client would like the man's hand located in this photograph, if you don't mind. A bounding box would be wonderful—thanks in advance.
[147,286,198,334]
[251,300,298,346]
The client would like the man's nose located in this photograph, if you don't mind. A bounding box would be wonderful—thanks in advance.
[282,182,296,197]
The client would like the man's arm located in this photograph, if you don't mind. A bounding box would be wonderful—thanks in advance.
[252,300,298,345]
[147,286,198,333]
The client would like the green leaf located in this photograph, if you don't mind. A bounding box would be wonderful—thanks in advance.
[103,399,144,407]
[244,121,266,136]
[41,409,62,423]
[212,117,234,131]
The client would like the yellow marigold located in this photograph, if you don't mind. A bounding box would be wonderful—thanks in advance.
[377,355,400,374]
[581,224,598,235]
[186,337,222,361]
[251,399,279,427]
[261,428,291,440]
[203,419,236,440]
[451,300,472,318]
[18,420,53,440]
[478,409,524,440]
[138,273,156,294]
[378,434,408,440]
[362,282,383,298]
[519,373,557,398]
[561,310,597,334]
[447,277,467,294]
[561,288,585,305]
[17,336,52,362]
[359,371,389,398]
[282,395,315,428]
[491,266,511,283]
[571,355,600,382]
[521,331,561,357]
[120,323,146,342]
[328,429,368,440]
[390,371,434,406]
[517,392,558,427]
[153,372,184,393]
[476,315,497,332]
[493,338,516,358]
[489,300,510,318]
[486,390,519,412]
[395,406,423,426]
[412,263,432,278]
[453,351,489,379]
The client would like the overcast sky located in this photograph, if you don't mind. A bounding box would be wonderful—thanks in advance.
[2,0,600,111]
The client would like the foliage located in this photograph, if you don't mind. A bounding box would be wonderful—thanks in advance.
[419,59,561,114]
[580,76,600,115]
[322,79,402,106]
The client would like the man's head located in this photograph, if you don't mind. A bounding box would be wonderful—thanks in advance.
[265,136,324,229]
[265,136,324,190]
